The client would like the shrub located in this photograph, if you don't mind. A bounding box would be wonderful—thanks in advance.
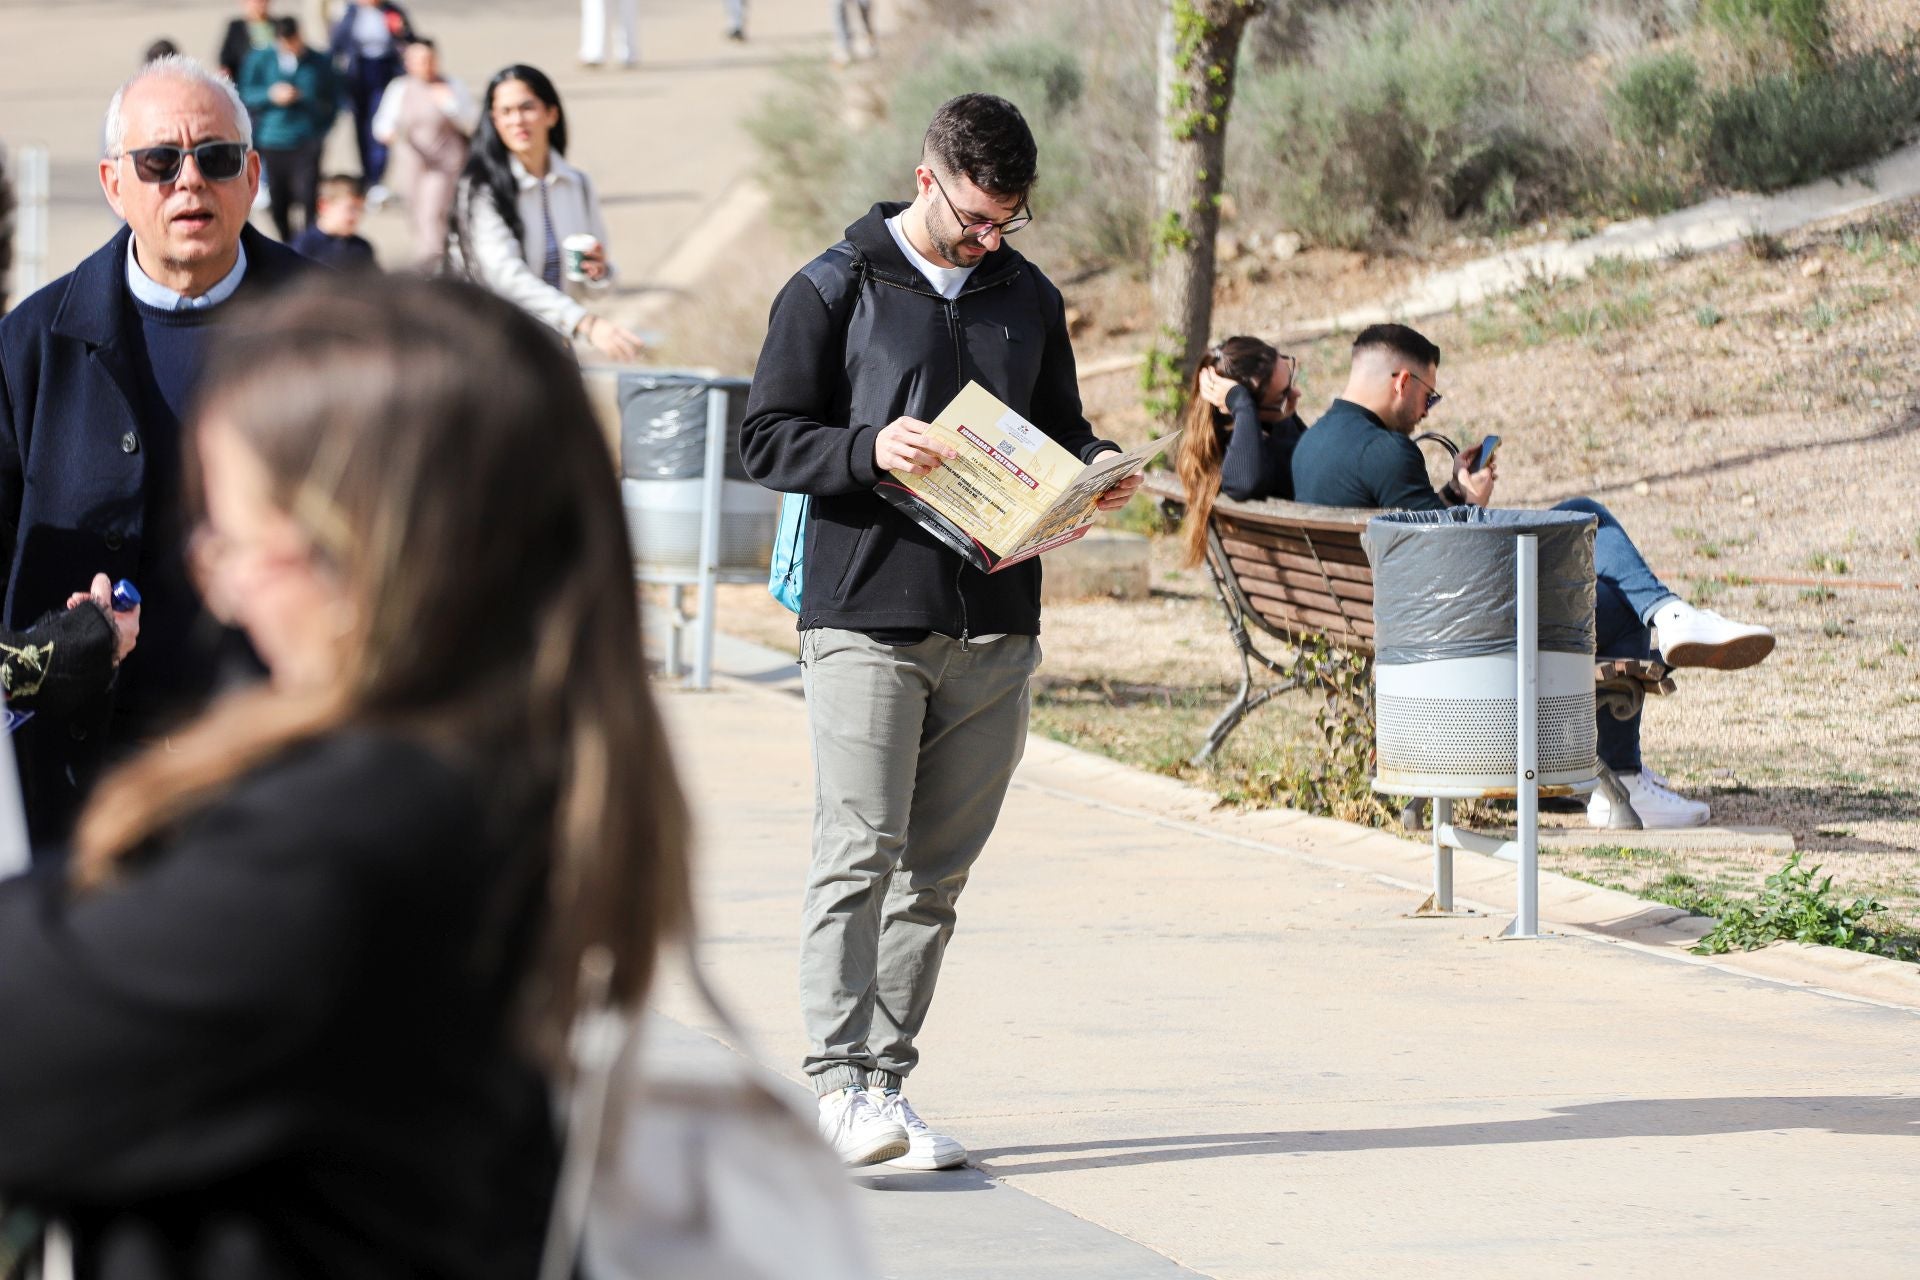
[1232,0,1610,248]
[746,25,1155,269]
[1608,50,1702,149]
[1702,0,1833,72]
[1701,51,1920,191]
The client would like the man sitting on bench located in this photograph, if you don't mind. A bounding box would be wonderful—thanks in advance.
[1292,323,1774,829]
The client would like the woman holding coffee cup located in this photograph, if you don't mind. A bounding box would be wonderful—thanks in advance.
[451,63,646,361]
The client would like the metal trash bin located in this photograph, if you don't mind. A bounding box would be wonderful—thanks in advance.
[1362,507,1599,797]
[617,373,776,575]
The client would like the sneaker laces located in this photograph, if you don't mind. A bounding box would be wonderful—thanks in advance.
[1630,770,1688,804]
[874,1091,929,1134]
[823,1088,881,1135]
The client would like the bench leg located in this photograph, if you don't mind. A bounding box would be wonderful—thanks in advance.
[1592,764,1643,830]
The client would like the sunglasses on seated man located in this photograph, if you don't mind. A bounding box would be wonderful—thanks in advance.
[118,141,250,184]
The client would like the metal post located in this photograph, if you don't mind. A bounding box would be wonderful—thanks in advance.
[690,386,726,690]
[1432,797,1454,911]
[16,144,51,300]
[1505,535,1541,939]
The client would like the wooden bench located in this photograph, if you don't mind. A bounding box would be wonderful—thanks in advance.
[1146,479,1671,825]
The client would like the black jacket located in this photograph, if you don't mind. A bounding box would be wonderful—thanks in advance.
[0,731,557,1280]
[1217,384,1304,503]
[0,224,313,846]
[740,202,1114,638]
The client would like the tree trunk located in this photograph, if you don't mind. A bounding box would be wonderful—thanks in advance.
[1145,0,1263,423]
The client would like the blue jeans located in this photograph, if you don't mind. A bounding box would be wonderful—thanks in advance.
[1552,498,1678,774]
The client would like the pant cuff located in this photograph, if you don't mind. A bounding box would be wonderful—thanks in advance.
[811,1065,867,1096]
[867,1070,905,1094]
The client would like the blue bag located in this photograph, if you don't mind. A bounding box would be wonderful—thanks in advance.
[769,492,808,613]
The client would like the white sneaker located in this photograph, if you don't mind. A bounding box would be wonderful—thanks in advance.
[817,1087,908,1167]
[366,183,392,210]
[870,1090,968,1171]
[1651,601,1774,671]
[1589,769,1710,829]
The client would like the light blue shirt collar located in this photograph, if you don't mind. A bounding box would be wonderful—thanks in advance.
[124,238,248,311]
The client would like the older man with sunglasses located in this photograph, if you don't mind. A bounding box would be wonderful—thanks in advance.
[0,55,312,850]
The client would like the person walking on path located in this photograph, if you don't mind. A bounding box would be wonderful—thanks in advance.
[580,0,640,68]
[372,36,478,268]
[215,0,275,82]
[831,0,877,63]
[740,92,1141,1171]
[329,0,413,200]
[451,65,645,361]
[0,55,313,848]
[240,17,338,242]
[0,274,690,1277]
[1291,323,1776,828]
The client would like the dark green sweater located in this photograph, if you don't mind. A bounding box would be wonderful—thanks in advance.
[1290,398,1445,512]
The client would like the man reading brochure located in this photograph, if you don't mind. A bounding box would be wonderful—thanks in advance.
[741,93,1141,1171]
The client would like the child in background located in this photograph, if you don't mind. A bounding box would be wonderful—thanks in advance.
[292,175,380,271]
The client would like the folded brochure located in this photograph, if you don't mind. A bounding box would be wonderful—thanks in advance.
[878,382,1175,573]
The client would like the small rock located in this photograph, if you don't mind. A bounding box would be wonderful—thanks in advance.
[1771,329,1787,342]
[1740,493,1756,507]
[1268,231,1303,262]
[1218,193,1239,223]
[1633,480,1652,496]
[1217,233,1242,264]
[1800,257,1825,277]
[1064,306,1089,338]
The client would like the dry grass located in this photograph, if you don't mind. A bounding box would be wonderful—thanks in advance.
[666,179,1920,937]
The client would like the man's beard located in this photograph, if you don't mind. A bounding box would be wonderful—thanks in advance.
[928,220,983,268]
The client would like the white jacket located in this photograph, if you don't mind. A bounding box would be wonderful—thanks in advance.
[459,152,613,338]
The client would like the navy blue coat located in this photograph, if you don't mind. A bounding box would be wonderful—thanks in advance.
[0,223,313,845]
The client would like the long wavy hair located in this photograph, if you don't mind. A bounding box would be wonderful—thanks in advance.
[460,63,569,245]
[1174,336,1279,568]
[73,274,689,1074]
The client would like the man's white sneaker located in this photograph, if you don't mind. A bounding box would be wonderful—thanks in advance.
[817,1087,909,1167]
[870,1090,968,1171]
[1589,769,1710,829]
[1651,601,1774,671]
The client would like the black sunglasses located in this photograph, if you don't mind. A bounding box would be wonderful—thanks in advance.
[121,142,249,184]
[1405,369,1443,411]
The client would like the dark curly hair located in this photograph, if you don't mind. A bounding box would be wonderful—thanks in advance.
[922,93,1037,198]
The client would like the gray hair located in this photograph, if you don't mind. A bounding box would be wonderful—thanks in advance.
[103,55,253,156]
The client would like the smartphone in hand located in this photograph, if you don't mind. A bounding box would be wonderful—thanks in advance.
[1461,434,1501,471]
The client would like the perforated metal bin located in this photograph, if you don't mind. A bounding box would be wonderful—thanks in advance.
[1363,508,1600,797]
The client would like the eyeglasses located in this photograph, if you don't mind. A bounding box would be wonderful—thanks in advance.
[929,171,1032,241]
[1275,353,1299,393]
[1404,369,1443,410]
[119,142,249,184]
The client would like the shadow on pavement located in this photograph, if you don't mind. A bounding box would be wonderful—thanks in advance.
[853,1166,998,1194]
[974,1094,1920,1175]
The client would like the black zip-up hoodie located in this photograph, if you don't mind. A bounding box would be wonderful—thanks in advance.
[740,202,1115,638]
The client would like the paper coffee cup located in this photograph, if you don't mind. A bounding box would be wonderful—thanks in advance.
[563,234,600,283]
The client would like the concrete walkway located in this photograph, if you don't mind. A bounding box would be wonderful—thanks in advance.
[652,635,1920,1280]
[1300,141,1920,334]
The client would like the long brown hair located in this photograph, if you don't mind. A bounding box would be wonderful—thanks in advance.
[73,275,690,1073]
[1174,336,1279,568]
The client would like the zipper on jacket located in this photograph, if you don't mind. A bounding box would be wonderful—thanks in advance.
[955,560,971,651]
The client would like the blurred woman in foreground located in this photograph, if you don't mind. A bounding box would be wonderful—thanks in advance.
[1173,335,1307,567]
[0,274,689,1278]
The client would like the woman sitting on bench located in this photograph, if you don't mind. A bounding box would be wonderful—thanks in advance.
[1173,335,1308,568]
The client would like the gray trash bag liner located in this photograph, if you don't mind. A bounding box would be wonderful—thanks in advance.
[1361,507,1596,665]
[618,373,754,482]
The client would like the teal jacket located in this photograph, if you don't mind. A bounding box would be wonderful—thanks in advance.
[239,46,338,150]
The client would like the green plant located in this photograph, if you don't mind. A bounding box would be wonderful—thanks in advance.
[1702,0,1833,74]
[1693,854,1916,961]
[1695,304,1723,328]
[1608,50,1702,150]
[1702,52,1920,193]
[1742,227,1789,260]
[1234,640,1396,826]
[1799,584,1836,602]
[1806,551,1849,574]
[1805,299,1837,331]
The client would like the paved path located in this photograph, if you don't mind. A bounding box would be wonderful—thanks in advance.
[652,635,1920,1279]
[1299,141,1920,334]
[2,0,833,318]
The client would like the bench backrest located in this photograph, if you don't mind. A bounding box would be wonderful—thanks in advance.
[1148,478,1379,655]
